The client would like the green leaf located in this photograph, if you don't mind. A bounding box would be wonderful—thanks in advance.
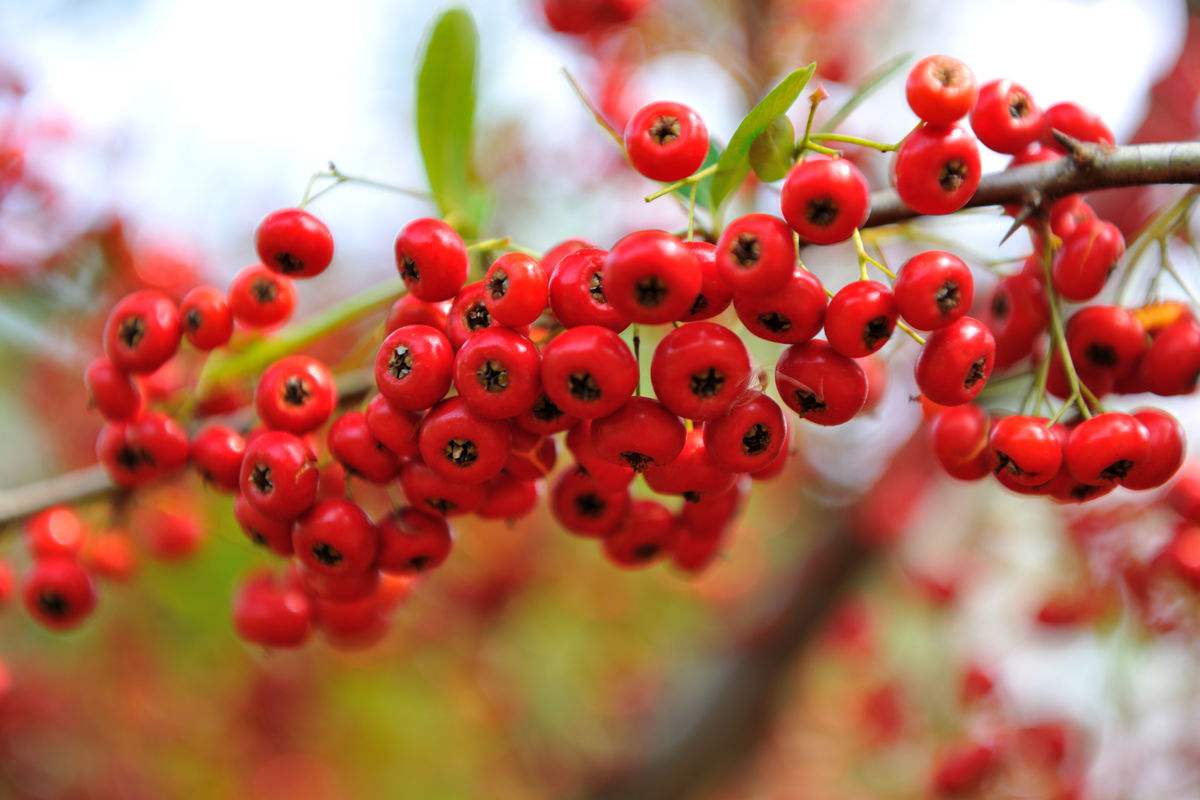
[748,115,795,183]
[823,52,911,133]
[709,63,815,209]
[416,8,483,235]
[671,140,722,211]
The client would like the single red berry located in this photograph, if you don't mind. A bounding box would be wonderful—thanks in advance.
[650,322,752,421]
[364,394,420,459]
[394,217,469,302]
[566,421,635,492]
[296,560,379,602]
[376,507,452,574]
[293,498,378,577]
[445,280,522,350]
[23,558,96,631]
[126,410,190,474]
[141,509,204,561]
[479,473,539,520]
[541,238,594,274]
[399,461,486,517]
[84,357,143,422]
[703,390,786,473]
[892,124,981,215]
[227,264,297,328]
[733,267,827,344]
[483,252,548,327]
[1140,316,1200,395]
[1052,220,1125,302]
[749,433,790,479]
[1049,195,1096,240]
[374,323,454,411]
[255,208,334,278]
[680,240,733,322]
[775,339,868,425]
[317,593,390,650]
[453,327,542,419]
[825,280,897,358]
[983,271,1048,369]
[505,433,558,480]
[83,531,138,582]
[551,466,630,537]
[989,415,1062,486]
[179,285,233,350]
[1121,408,1185,490]
[905,54,977,126]
[417,397,512,485]
[328,411,400,483]
[678,481,746,533]
[590,397,686,472]
[239,430,319,519]
[514,391,578,436]
[671,523,725,574]
[386,294,449,333]
[1064,412,1150,485]
[548,247,629,332]
[603,230,701,324]
[624,101,709,182]
[255,355,337,434]
[103,289,181,374]
[602,500,676,568]
[233,492,294,555]
[893,251,974,331]
[25,506,86,561]
[715,213,796,296]
[1041,102,1113,148]
[1066,305,1146,380]
[540,324,638,419]
[915,316,995,405]
[931,404,992,480]
[190,424,245,491]
[645,428,736,502]
[780,156,870,245]
[96,423,154,487]
[970,79,1041,154]
[232,570,312,648]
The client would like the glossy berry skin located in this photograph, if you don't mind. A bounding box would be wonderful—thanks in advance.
[541,238,594,274]
[551,467,630,538]
[483,252,547,327]
[703,391,786,474]
[394,217,469,302]
[915,316,995,406]
[679,481,745,534]
[969,79,1042,154]
[984,272,1048,368]
[479,473,538,520]
[445,281,518,350]
[385,294,449,334]
[85,357,143,422]
[1052,221,1125,302]
[590,397,686,472]
[780,157,870,245]
[989,415,1062,486]
[232,571,312,648]
[293,499,378,578]
[514,392,578,437]
[126,411,190,474]
[1121,408,1185,490]
[399,461,486,517]
[541,325,638,419]
[548,248,629,332]
[506,433,558,480]
[623,101,709,182]
[892,124,981,215]
[714,213,796,296]
[239,430,319,519]
[255,208,334,278]
[364,394,419,458]
[453,327,541,420]
[931,404,991,480]
[645,428,736,501]
[374,324,454,411]
[376,507,452,574]
[96,423,156,488]
[1064,412,1150,485]
[680,241,732,322]
[775,339,867,426]
[179,285,233,350]
[417,397,512,485]
[1066,305,1145,380]
[566,422,635,492]
[733,267,827,344]
[25,506,86,561]
[651,322,752,421]
[602,500,676,568]
[227,264,297,328]
[603,230,701,324]
[825,280,897,358]
[905,54,977,125]
[893,251,974,331]
[103,290,182,374]
[1041,102,1113,147]
[233,493,294,556]
[1139,316,1200,395]
[190,424,246,491]
[328,411,399,483]
[255,355,337,434]
[23,558,96,631]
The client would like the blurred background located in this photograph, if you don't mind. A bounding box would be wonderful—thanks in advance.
[1,0,1199,797]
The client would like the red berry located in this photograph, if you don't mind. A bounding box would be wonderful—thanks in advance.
[364,394,420,458]
[893,250,974,331]
[566,421,635,492]
[775,339,868,425]
[141,509,204,561]
[514,392,578,436]
[551,467,630,537]
[190,424,246,491]
[506,433,558,480]
[989,415,1062,486]
[1122,408,1185,490]
[540,325,638,419]
[479,473,539,520]
[394,217,469,302]
[126,410,190,474]
[1140,316,1200,395]
[602,500,676,568]
[83,532,138,581]
[233,492,294,555]
[623,101,709,182]
[85,357,143,422]
[417,397,512,485]
[679,481,746,533]
[645,428,736,501]
[23,558,96,631]
[970,79,1041,154]
[374,324,454,411]
[96,423,154,487]
[453,327,542,419]
[983,272,1048,369]
[780,156,871,245]
[825,280,897,358]
[931,740,997,797]
[1051,220,1124,302]
[1064,412,1150,485]
[446,280,518,349]
[399,460,486,517]
[931,404,992,480]
[25,506,86,561]
[541,238,594,274]
[232,571,312,648]
[385,294,449,333]
[1065,305,1146,380]
[293,498,378,577]
[680,240,733,322]
[714,213,796,296]
[227,264,297,328]
[296,561,379,602]
[483,252,547,327]
[548,247,629,332]
[179,285,233,351]
[671,523,726,574]
[703,390,787,473]
[376,507,452,574]
[328,411,400,483]
[1041,102,1113,148]
[255,355,337,434]
[239,430,319,519]
[905,54,977,126]
[915,316,995,405]
[603,230,701,324]
[892,124,981,215]
[1049,195,1096,240]
[103,289,181,374]
[650,322,752,420]
[255,208,334,278]
[733,267,827,344]
[590,397,686,472]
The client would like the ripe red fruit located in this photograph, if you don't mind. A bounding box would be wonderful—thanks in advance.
[96,422,155,487]
[551,467,630,537]
[645,428,736,502]
[989,415,1063,486]
[374,324,454,411]
[445,281,518,349]
[190,424,246,491]
[542,0,646,34]
[453,327,542,419]
[541,238,594,275]
[328,411,399,483]
[376,507,453,574]
[780,157,871,245]
[931,740,998,797]
[548,247,629,332]
[733,267,827,344]
[623,101,709,182]
[255,208,334,278]
[126,410,190,473]
[905,54,977,125]
[679,480,746,533]
[227,264,297,328]
[385,294,449,333]
[1139,316,1200,395]
[483,252,547,326]
[825,280,897,358]
[590,397,686,472]
[566,421,635,492]
[703,391,787,473]
[915,316,995,405]
[296,561,379,602]
[892,124,981,215]
[1064,412,1150,485]
[233,492,294,555]
[893,250,974,331]
[364,394,420,458]
[983,271,1048,368]
[23,558,97,631]
[293,499,378,577]
[603,230,701,324]
[540,324,638,419]
[1121,408,1185,490]
[232,571,312,648]
[602,500,676,568]
[417,397,512,485]
[26,506,86,561]
[394,217,469,302]
[178,285,233,351]
[479,473,538,520]
[673,243,730,325]
[399,461,486,516]
[255,355,337,434]
[1041,102,1114,147]
[650,322,752,421]
[775,339,868,425]
[141,509,204,561]
[103,289,181,374]
[506,432,558,480]
[239,430,319,519]
[931,404,991,480]
[970,79,1041,154]
[1065,305,1145,380]
[714,213,796,296]
[514,392,578,436]
[671,524,726,574]
[85,357,143,422]
[83,531,138,581]
[1052,220,1125,301]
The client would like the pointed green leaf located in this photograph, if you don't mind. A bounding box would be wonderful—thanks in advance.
[749,115,795,183]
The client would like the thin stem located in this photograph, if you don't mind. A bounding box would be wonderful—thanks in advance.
[632,324,642,398]
[1022,349,1051,417]
[687,181,699,242]
[1158,238,1200,309]
[561,67,624,149]
[644,164,718,203]
[795,89,823,159]
[1045,397,1073,427]
[1037,226,1092,419]
[799,141,839,157]
[808,132,899,152]
[467,237,511,253]
[298,163,429,209]
[895,319,926,346]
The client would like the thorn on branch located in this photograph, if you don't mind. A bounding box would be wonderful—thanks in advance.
[1049,129,1096,167]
